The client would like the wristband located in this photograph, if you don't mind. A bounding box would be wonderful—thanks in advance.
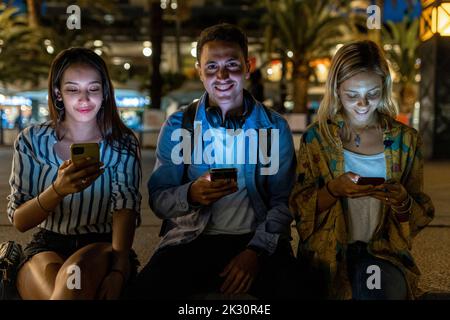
[326,181,339,198]
[37,193,52,213]
[392,195,412,214]
[52,182,65,198]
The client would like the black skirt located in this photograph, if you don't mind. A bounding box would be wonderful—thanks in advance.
[21,228,140,281]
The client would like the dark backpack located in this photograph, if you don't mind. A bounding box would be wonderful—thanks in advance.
[0,241,24,300]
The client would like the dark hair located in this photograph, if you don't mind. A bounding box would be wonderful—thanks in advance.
[196,23,248,63]
[48,47,140,158]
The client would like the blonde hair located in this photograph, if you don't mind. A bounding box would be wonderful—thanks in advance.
[317,40,398,146]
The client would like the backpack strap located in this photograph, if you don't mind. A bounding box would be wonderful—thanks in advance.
[158,100,199,237]
[260,104,273,157]
[180,100,199,183]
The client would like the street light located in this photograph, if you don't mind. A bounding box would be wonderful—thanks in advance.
[143,47,152,57]
[418,0,450,159]
[93,40,103,47]
[190,42,197,58]
[420,0,450,41]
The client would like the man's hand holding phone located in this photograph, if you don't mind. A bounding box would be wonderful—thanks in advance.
[188,169,238,206]
[53,144,104,197]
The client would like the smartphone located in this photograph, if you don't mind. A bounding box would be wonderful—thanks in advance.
[70,143,100,167]
[209,168,238,182]
[357,177,385,186]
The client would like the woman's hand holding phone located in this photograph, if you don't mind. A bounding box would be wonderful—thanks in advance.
[328,172,376,198]
[368,180,409,206]
[53,157,104,197]
[329,174,408,206]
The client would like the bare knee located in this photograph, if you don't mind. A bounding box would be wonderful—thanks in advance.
[16,252,64,300]
[51,243,112,300]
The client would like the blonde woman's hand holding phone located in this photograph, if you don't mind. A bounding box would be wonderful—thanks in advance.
[370,180,409,206]
[328,172,376,198]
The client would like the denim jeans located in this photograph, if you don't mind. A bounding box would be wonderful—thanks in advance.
[346,241,408,300]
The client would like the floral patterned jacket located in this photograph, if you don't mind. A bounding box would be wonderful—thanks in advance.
[289,112,435,299]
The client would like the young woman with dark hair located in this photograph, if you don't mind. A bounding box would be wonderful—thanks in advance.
[7,47,142,299]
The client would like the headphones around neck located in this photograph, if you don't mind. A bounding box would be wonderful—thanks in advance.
[206,106,248,130]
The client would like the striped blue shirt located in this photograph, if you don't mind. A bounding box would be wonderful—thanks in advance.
[7,121,142,235]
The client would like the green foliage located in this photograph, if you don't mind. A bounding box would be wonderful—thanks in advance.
[263,0,357,64]
[0,4,50,88]
[41,0,121,52]
[0,0,124,89]
[261,0,362,112]
[382,17,420,85]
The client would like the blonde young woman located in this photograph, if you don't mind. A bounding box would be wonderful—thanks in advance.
[289,40,434,300]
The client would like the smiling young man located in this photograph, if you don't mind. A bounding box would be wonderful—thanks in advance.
[127,24,318,300]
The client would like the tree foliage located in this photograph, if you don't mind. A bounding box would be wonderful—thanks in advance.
[262,0,364,113]
[0,4,49,88]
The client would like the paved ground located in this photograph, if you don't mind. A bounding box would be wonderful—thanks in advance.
[1,146,449,296]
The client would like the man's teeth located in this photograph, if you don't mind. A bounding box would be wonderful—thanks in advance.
[215,84,233,91]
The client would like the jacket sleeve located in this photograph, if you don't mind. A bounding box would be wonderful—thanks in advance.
[111,139,142,225]
[400,133,434,238]
[288,129,332,243]
[148,112,196,219]
[7,129,37,224]
[247,117,297,255]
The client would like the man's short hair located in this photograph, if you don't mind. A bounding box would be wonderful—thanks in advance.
[196,23,248,63]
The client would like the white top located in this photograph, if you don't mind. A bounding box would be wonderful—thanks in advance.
[343,149,386,243]
[203,127,256,235]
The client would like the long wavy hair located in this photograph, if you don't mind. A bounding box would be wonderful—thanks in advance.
[317,40,398,146]
[48,47,140,158]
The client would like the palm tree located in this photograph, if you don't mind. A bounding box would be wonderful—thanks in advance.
[382,17,420,113]
[0,4,49,88]
[26,0,40,28]
[262,0,360,113]
[26,0,120,53]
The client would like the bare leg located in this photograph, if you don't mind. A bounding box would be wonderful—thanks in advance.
[50,242,112,300]
[16,251,65,300]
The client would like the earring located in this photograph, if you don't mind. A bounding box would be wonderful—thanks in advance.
[55,100,64,111]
